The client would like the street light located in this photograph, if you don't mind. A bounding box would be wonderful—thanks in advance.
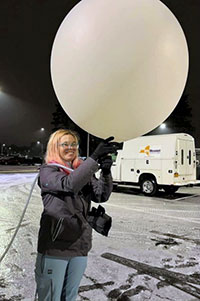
[40,127,45,131]
[160,123,166,130]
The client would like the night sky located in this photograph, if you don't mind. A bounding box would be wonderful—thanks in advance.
[0,0,200,146]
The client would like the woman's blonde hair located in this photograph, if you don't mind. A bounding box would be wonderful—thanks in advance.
[45,129,79,165]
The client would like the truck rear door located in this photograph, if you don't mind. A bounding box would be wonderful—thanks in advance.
[186,140,194,175]
[177,139,194,177]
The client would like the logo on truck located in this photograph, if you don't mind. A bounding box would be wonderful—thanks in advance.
[140,145,161,157]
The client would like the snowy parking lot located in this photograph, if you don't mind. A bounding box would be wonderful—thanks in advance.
[0,168,200,300]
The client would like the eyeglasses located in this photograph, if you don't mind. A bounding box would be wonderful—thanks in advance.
[59,142,79,149]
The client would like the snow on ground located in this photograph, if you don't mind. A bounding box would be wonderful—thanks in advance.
[0,172,200,300]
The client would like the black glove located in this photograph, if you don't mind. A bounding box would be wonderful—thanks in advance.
[90,136,116,161]
[99,155,113,175]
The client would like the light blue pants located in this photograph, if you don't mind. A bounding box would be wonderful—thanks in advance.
[35,253,87,301]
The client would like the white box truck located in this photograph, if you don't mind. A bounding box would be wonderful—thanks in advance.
[111,133,200,196]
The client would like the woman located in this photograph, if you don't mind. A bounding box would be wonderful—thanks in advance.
[35,129,115,301]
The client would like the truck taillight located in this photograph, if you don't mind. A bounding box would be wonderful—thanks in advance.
[174,172,179,177]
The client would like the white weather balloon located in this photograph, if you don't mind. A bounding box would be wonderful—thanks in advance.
[51,0,189,142]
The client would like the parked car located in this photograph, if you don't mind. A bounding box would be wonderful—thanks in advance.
[17,156,34,166]
[2,156,21,165]
[0,157,6,165]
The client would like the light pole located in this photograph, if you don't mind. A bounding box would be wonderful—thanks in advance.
[39,128,45,155]
[37,141,44,156]
[1,144,5,155]
[87,133,90,157]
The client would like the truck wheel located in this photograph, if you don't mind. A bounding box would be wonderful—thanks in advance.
[141,178,157,196]
[164,186,179,194]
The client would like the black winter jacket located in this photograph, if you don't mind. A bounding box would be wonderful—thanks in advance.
[37,157,113,257]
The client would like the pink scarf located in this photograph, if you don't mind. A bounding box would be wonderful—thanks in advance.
[48,158,83,174]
